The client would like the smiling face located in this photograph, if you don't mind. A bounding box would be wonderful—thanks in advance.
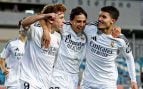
[97,11,115,30]
[69,7,87,33]
[97,6,119,31]
[70,14,87,33]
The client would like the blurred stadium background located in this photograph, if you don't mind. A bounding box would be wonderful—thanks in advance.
[0,0,143,89]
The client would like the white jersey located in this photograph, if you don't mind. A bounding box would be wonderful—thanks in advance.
[54,23,86,74]
[20,22,61,88]
[0,38,25,86]
[82,24,136,85]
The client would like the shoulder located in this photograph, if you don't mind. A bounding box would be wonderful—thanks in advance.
[52,31,61,42]
[86,21,98,26]
[30,21,42,32]
[2,38,17,50]
[61,22,72,33]
[117,34,129,45]
[84,22,98,34]
[113,36,128,48]
[53,31,61,37]
[33,21,41,27]
[85,22,98,31]
[63,22,71,29]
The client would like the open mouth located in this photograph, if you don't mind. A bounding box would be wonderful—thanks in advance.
[98,21,103,24]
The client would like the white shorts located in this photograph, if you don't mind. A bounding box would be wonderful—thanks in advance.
[80,80,117,89]
[49,69,79,89]
[5,68,20,89]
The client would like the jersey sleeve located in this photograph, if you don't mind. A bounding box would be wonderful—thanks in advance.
[84,24,98,36]
[119,35,136,82]
[0,43,11,59]
[60,22,71,35]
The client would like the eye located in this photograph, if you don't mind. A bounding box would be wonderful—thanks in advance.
[102,15,106,19]
[77,20,81,23]
[60,16,64,19]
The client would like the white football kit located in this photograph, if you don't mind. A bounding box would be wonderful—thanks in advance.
[0,38,25,89]
[20,22,61,89]
[50,23,86,89]
[81,24,136,89]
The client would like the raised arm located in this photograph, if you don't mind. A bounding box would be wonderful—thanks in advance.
[21,13,55,30]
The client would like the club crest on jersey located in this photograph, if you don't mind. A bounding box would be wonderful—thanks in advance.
[111,41,114,47]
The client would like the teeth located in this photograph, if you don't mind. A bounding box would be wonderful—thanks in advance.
[98,21,101,24]
[97,21,101,23]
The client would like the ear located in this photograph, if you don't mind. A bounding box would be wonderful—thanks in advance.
[111,19,116,24]
[48,20,54,24]
[47,18,55,24]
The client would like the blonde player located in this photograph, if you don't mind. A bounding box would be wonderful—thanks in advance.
[81,6,138,89]
[0,26,26,89]
[19,3,66,89]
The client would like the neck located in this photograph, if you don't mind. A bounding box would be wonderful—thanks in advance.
[100,26,113,35]
[19,34,27,42]
[71,25,82,34]
[46,22,55,33]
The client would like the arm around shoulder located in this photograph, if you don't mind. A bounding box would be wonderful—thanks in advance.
[21,13,54,29]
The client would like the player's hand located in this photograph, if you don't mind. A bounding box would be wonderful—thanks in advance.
[112,26,121,38]
[44,13,56,22]
[131,81,138,89]
[3,68,9,76]
[40,12,56,23]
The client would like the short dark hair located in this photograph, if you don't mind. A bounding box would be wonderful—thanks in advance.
[70,6,87,20]
[101,6,119,21]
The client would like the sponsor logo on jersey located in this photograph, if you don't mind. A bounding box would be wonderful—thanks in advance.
[90,40,113,57]
[14,48,24,60]
[65,34,85,52]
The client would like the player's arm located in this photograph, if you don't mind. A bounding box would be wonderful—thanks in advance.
[121,37,138,89]
[123,49,138,89]
[21,13,55,30]
[0,42,11,75]
[0,58,9,75]
[39,19,51,48]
